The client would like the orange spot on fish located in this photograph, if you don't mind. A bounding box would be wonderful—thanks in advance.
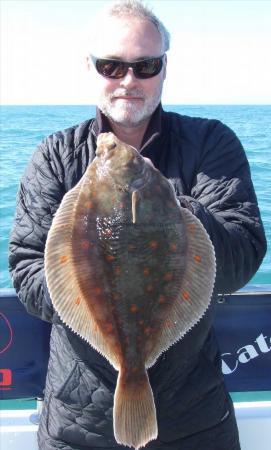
[112,293,121,301]
[143,267,150,276]
[194,255,201,263]
[106,255,115,262]
[149,240,158,250]
[146,284,154,293]
[85,201,94,209]
[74,296,81,305]
[128,244,136,252]
[144,327,152,336]
[60,255,68,264]
[188,224,196,233]
[130,304,139,313]
[114,266,121,276]
[81,240,90,250]
[164,272,173,281]
[158,295,166,304]
[105,323,113,333]
[170,243,177,252]
[165,319,173,328]
[94,287,102,295]
[131,366,139,374]
[139,319,144,326]
[182,291,190,301]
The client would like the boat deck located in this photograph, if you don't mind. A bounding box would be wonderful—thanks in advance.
[1,401,271,450]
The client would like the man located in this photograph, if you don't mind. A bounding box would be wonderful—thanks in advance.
[9,1,266,449]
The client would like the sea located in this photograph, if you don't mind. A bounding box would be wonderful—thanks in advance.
[0,104,270,289]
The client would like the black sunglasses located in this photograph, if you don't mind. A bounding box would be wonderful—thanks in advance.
[90,55,165,79]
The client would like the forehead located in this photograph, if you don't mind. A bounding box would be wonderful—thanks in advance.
[92,16,163,59]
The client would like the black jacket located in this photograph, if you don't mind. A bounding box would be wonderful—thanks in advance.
[9,105,266,449]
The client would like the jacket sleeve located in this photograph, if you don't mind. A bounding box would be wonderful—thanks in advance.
[9,138,66,323]
[179,120,267,294]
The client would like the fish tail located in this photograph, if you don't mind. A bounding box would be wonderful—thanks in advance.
[113,367,157,449]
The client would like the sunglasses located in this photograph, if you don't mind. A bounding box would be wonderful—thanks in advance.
[90,55,165,79]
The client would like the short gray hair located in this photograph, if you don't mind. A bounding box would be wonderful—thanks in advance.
[99,0,170,52]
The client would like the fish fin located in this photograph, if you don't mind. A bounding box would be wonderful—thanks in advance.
[114,367,157,449]
[145,207,216,367]
[45,174,120,368]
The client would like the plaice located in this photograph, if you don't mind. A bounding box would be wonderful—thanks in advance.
[44,132,216,449]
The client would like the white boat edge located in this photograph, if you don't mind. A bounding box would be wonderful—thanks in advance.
[1,401,271,450]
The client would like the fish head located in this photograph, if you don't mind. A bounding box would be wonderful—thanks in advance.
[96,132,152,191]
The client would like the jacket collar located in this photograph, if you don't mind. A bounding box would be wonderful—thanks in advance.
[91,103,162,152]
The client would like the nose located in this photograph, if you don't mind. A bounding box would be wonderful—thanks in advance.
[120,67,138,87]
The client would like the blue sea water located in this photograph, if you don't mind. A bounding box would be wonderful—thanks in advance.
[0,105,270,288]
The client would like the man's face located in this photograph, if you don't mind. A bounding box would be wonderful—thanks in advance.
[88,17,167,128]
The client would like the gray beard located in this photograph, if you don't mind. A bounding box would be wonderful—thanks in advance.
[98,86,162,128]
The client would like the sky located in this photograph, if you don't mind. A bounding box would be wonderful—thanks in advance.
[1,0,271,105]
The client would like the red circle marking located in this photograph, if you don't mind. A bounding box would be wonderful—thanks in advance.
[0,312,13,354]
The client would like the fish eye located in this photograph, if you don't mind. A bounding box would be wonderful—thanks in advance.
[108,142,117,151]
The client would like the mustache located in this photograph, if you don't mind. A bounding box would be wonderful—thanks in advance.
[110,89,145,99]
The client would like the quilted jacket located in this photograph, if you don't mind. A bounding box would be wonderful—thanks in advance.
[9,105,266,449]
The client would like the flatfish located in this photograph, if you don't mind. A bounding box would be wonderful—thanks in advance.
[44,132,216,449]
